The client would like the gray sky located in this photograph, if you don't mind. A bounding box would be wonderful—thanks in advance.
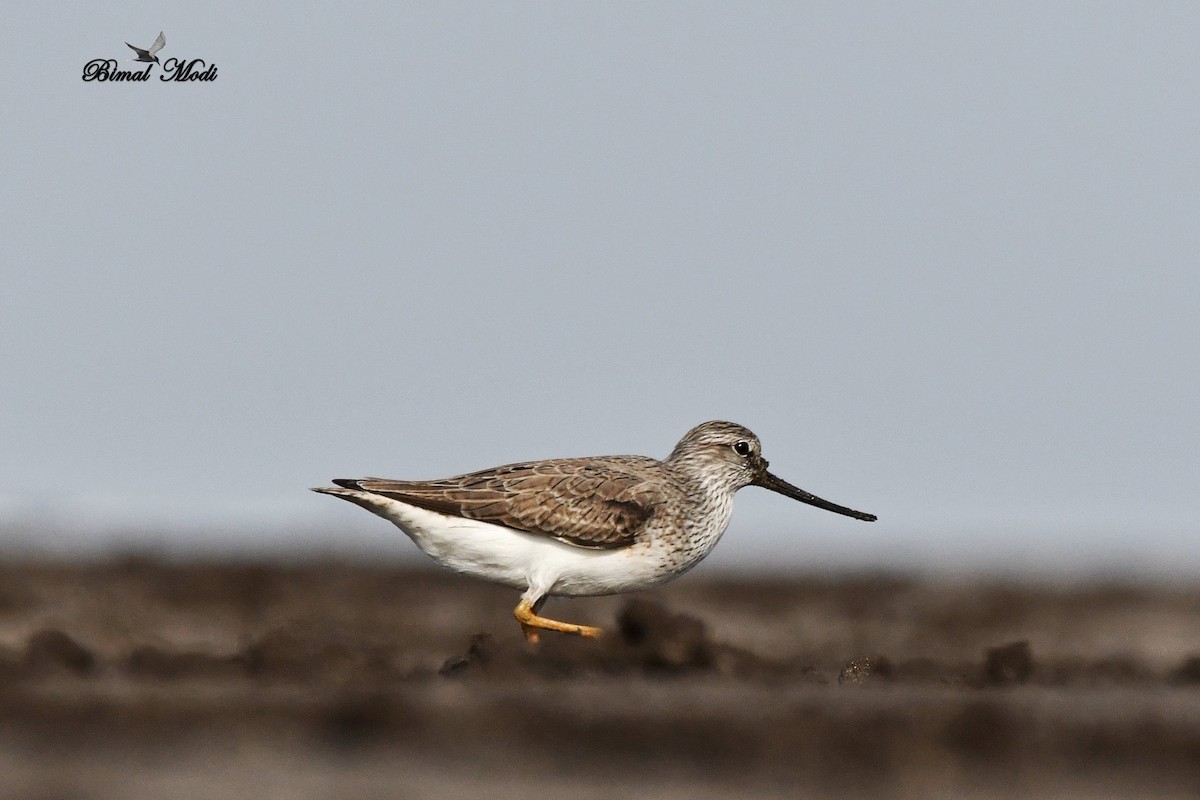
[2,3,1197,573]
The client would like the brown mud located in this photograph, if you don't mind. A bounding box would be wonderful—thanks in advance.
[0,560,1197,799]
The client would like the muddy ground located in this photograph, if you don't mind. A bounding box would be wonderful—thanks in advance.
[0,559,1197,799]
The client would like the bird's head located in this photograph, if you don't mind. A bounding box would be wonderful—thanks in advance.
[667,420,876,521]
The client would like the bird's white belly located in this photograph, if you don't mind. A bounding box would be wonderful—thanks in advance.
[364,494,680,597]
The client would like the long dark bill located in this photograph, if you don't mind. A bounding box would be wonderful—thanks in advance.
[755,471,877,522]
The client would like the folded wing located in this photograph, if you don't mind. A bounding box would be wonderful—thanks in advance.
[335,458,668,549]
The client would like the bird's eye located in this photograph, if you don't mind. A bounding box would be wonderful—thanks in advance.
[733,441,751,457]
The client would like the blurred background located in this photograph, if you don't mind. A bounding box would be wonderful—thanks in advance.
[2,3,1198,576]
[3,6,1200,800]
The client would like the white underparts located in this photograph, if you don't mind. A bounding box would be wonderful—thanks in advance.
[325,488,728,602]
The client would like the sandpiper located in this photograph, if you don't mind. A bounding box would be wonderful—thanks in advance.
[313,420,876,642]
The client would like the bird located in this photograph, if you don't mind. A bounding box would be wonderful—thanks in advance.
[126,32,166,63]
[313,420,876,643]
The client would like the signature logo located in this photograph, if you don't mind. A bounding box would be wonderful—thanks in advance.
[82,32,218,83]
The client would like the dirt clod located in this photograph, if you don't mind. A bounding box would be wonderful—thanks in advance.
[839,656,893,685]
[125,646,240,680]
[24,629,96,676]
[617,597,713,671]
[1170,655,1200,685]
[983,640,1034,686]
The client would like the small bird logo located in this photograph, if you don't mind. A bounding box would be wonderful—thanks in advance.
[125,31,166,63]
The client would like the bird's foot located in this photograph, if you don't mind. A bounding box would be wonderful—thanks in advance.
[515,600,603,644]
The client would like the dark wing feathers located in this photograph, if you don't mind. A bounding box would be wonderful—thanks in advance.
[345,458,669,550]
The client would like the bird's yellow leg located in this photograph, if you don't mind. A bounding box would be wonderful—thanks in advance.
[514,598,603,643]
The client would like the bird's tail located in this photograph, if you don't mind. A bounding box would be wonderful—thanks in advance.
[310,485,391,516]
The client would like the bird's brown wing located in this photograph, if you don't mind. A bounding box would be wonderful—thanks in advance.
[336,457,670,550]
